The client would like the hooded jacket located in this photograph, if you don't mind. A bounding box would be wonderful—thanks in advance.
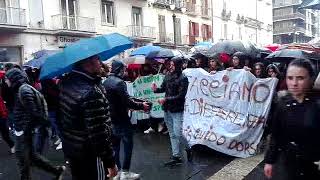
[59,70,115,167]
[103,60,144,126]
[154,57,189,112]
[5,68,40,132]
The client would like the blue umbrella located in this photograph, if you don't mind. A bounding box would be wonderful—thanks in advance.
[130,45,162,56]
[24,50,59,69]
[40,33,132,79]
[195,41,214,48]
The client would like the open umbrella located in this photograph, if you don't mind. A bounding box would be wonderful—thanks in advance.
[266,49,320,61]
[130,45,162,56]
[24,50,59,69]
[40,33,132,80]
[208,40,259,58]
[146,49,183,59]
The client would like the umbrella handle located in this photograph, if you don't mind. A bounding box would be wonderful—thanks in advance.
[157,64,163,74]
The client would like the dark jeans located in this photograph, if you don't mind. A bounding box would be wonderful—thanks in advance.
[15,132,60,180]
[112,125,134,171]
[69,156,105,180]
[0,118,14,148]
[282,153,320,180]
[34,125,48,154]
[48,111,61,138]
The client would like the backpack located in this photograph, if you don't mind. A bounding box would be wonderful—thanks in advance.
[18,84,48,125]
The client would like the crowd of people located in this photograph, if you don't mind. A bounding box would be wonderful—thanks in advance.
[0,47,319,180]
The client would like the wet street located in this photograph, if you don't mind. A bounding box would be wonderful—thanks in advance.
[0,128,285,180]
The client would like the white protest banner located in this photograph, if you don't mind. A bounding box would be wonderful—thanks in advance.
[127,74,165,120]
[183,68,278,158]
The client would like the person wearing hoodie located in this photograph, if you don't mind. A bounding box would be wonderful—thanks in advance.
[152,57,192,166]
[58,55,117,180]
[103,60,150,180]
[5,68,65,180]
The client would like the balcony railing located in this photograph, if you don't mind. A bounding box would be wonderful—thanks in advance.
[273,12,306,21]
[0,7,26,26]
[186,2,197,15]
[52,14,95,32]
[201,6,211,19]
[126,25,156,40]
[273,0,301,8]
[274,26,306,35]
[154,0,185,8]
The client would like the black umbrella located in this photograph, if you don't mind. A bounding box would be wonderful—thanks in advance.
[208,40,259,58]
[146,49,183,59]
[265,49,320,61]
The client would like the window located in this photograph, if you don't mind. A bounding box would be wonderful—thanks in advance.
[201,24,212,41]
[158,15,166,42]
[0,47,22,63]
[132,7,142,26]
[101,0,114,25]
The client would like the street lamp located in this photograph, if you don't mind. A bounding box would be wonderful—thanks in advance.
[293,23,296,43]
[169,4,186,49]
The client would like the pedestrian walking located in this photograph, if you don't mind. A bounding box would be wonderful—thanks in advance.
[103,60,150,180]
[5,68,65,180]
[0,94,15,154]
[58,55,117,180]
[264,59,320,180]
[152,57,192,166]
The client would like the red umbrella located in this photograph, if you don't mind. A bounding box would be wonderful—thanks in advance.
[265,44,281,52]
[0,70,5,79]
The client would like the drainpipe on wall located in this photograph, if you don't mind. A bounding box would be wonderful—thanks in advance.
[211,0,214,42]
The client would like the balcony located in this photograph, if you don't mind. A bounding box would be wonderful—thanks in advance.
[273,12,306,22]
[0,7,27,32]
[51,14,95,37]
[274,26,306,35]
[201,6,211,19]
[153,0,184,9]
[186,3,198,16]
[273,0,301,8]
[126,25,156,41]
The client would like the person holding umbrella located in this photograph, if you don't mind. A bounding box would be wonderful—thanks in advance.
[59,55,117,180]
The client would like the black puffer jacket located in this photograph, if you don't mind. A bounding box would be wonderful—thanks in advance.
[59,70,115,167]
[264,91,320,164]
[103,60,144,126]
[154,57,189,112]
[5,68,40,132]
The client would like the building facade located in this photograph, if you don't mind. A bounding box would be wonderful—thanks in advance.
[273,0,319,44]
[0,0,273,64]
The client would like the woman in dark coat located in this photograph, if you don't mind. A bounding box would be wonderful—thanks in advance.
[264,58,320,180]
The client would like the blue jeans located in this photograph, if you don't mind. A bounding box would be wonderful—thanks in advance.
[112,125,134,171]
[48,111,61,138]
[164,111,189,158]
[34,125,48,154]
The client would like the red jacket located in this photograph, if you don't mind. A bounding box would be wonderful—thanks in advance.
[0,96,8,119]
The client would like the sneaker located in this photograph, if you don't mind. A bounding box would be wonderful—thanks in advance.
[163,156,182,167]
[158,124,164,132]
[54,166,66,180]
[143,127,155,134]
[120,171,140,180]
[54,138,61,145]
[56,142,62,150]
[10,146,15,154]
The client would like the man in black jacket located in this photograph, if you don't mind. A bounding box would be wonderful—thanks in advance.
[59,55,117,180]
[103,60,149,180]
[5,68,65,180]
[152,57,191,166]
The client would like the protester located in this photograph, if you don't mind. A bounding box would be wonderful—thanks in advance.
[41,78,62,150]
[266,64,287,91]
[152,56,192,166]
[103,60,150,180]
[0,94,15,154]
[59,56,117,180]
[252,62,266,78]
[208,54,223,74]
[5,68,65,180]
[264,59,320,179]
[231,52,246,69]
